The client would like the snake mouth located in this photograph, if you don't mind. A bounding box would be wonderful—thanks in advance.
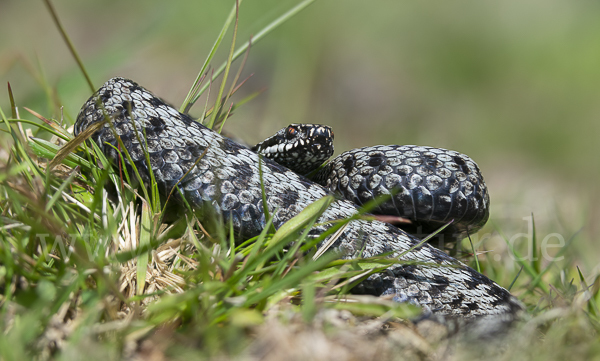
[260,138,331,156]
[260,141,300,156]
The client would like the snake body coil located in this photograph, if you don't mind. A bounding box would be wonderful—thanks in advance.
[254,124,490,240]
[75,77,522,319]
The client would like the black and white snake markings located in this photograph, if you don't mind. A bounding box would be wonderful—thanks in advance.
[74,77,523,319]
[252,123,490,240]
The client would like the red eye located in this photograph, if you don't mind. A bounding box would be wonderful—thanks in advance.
[286,126,297,139]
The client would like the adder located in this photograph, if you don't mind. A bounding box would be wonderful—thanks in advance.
[74,77,523,319]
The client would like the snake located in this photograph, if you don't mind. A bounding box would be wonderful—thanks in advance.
[74,77,523,319]
[252,124,490,242]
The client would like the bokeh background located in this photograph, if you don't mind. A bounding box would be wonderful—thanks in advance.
[1,0,599,274]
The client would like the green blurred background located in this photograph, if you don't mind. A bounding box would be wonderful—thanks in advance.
[1,0,598,270]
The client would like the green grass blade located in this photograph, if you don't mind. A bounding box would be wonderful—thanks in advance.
[6,117,69,140]
[42,0,95,92]
[495,222,549,294]
[191,0,318,104]
[48,120,105,171]
[329,295,420,319]
[215,36,251,133]
[137,202,152,295]
[467,231,481,273]
[242,252,337,307]
[206,1,239,130]
[180,1,241,114]
[531,213,540,274]
[44,166,79,212]
[301,280,317,322]
[507,265,524,292]
[29,138,92,170]
[23,107,71,139]
[7,82,17,119]
[526,228,580,294]
[265,195,333,251]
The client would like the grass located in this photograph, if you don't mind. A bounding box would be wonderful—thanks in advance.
[1,1,600,360]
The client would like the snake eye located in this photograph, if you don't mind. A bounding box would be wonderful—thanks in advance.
[285,126,297,139]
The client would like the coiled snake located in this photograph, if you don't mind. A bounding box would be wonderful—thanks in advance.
[74,77,522,319]
[252,124,489,240]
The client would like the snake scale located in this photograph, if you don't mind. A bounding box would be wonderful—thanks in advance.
[252,124,489,240]
[74,77,523,319]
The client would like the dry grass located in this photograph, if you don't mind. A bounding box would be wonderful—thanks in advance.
[1,1,600,360]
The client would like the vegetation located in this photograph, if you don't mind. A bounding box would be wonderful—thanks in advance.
[1,0,599,360]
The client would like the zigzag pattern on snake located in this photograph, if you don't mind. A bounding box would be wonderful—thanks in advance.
[74,77,523,319]
[252,124,490,241]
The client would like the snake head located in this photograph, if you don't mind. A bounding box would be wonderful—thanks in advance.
[252,124,334,176]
